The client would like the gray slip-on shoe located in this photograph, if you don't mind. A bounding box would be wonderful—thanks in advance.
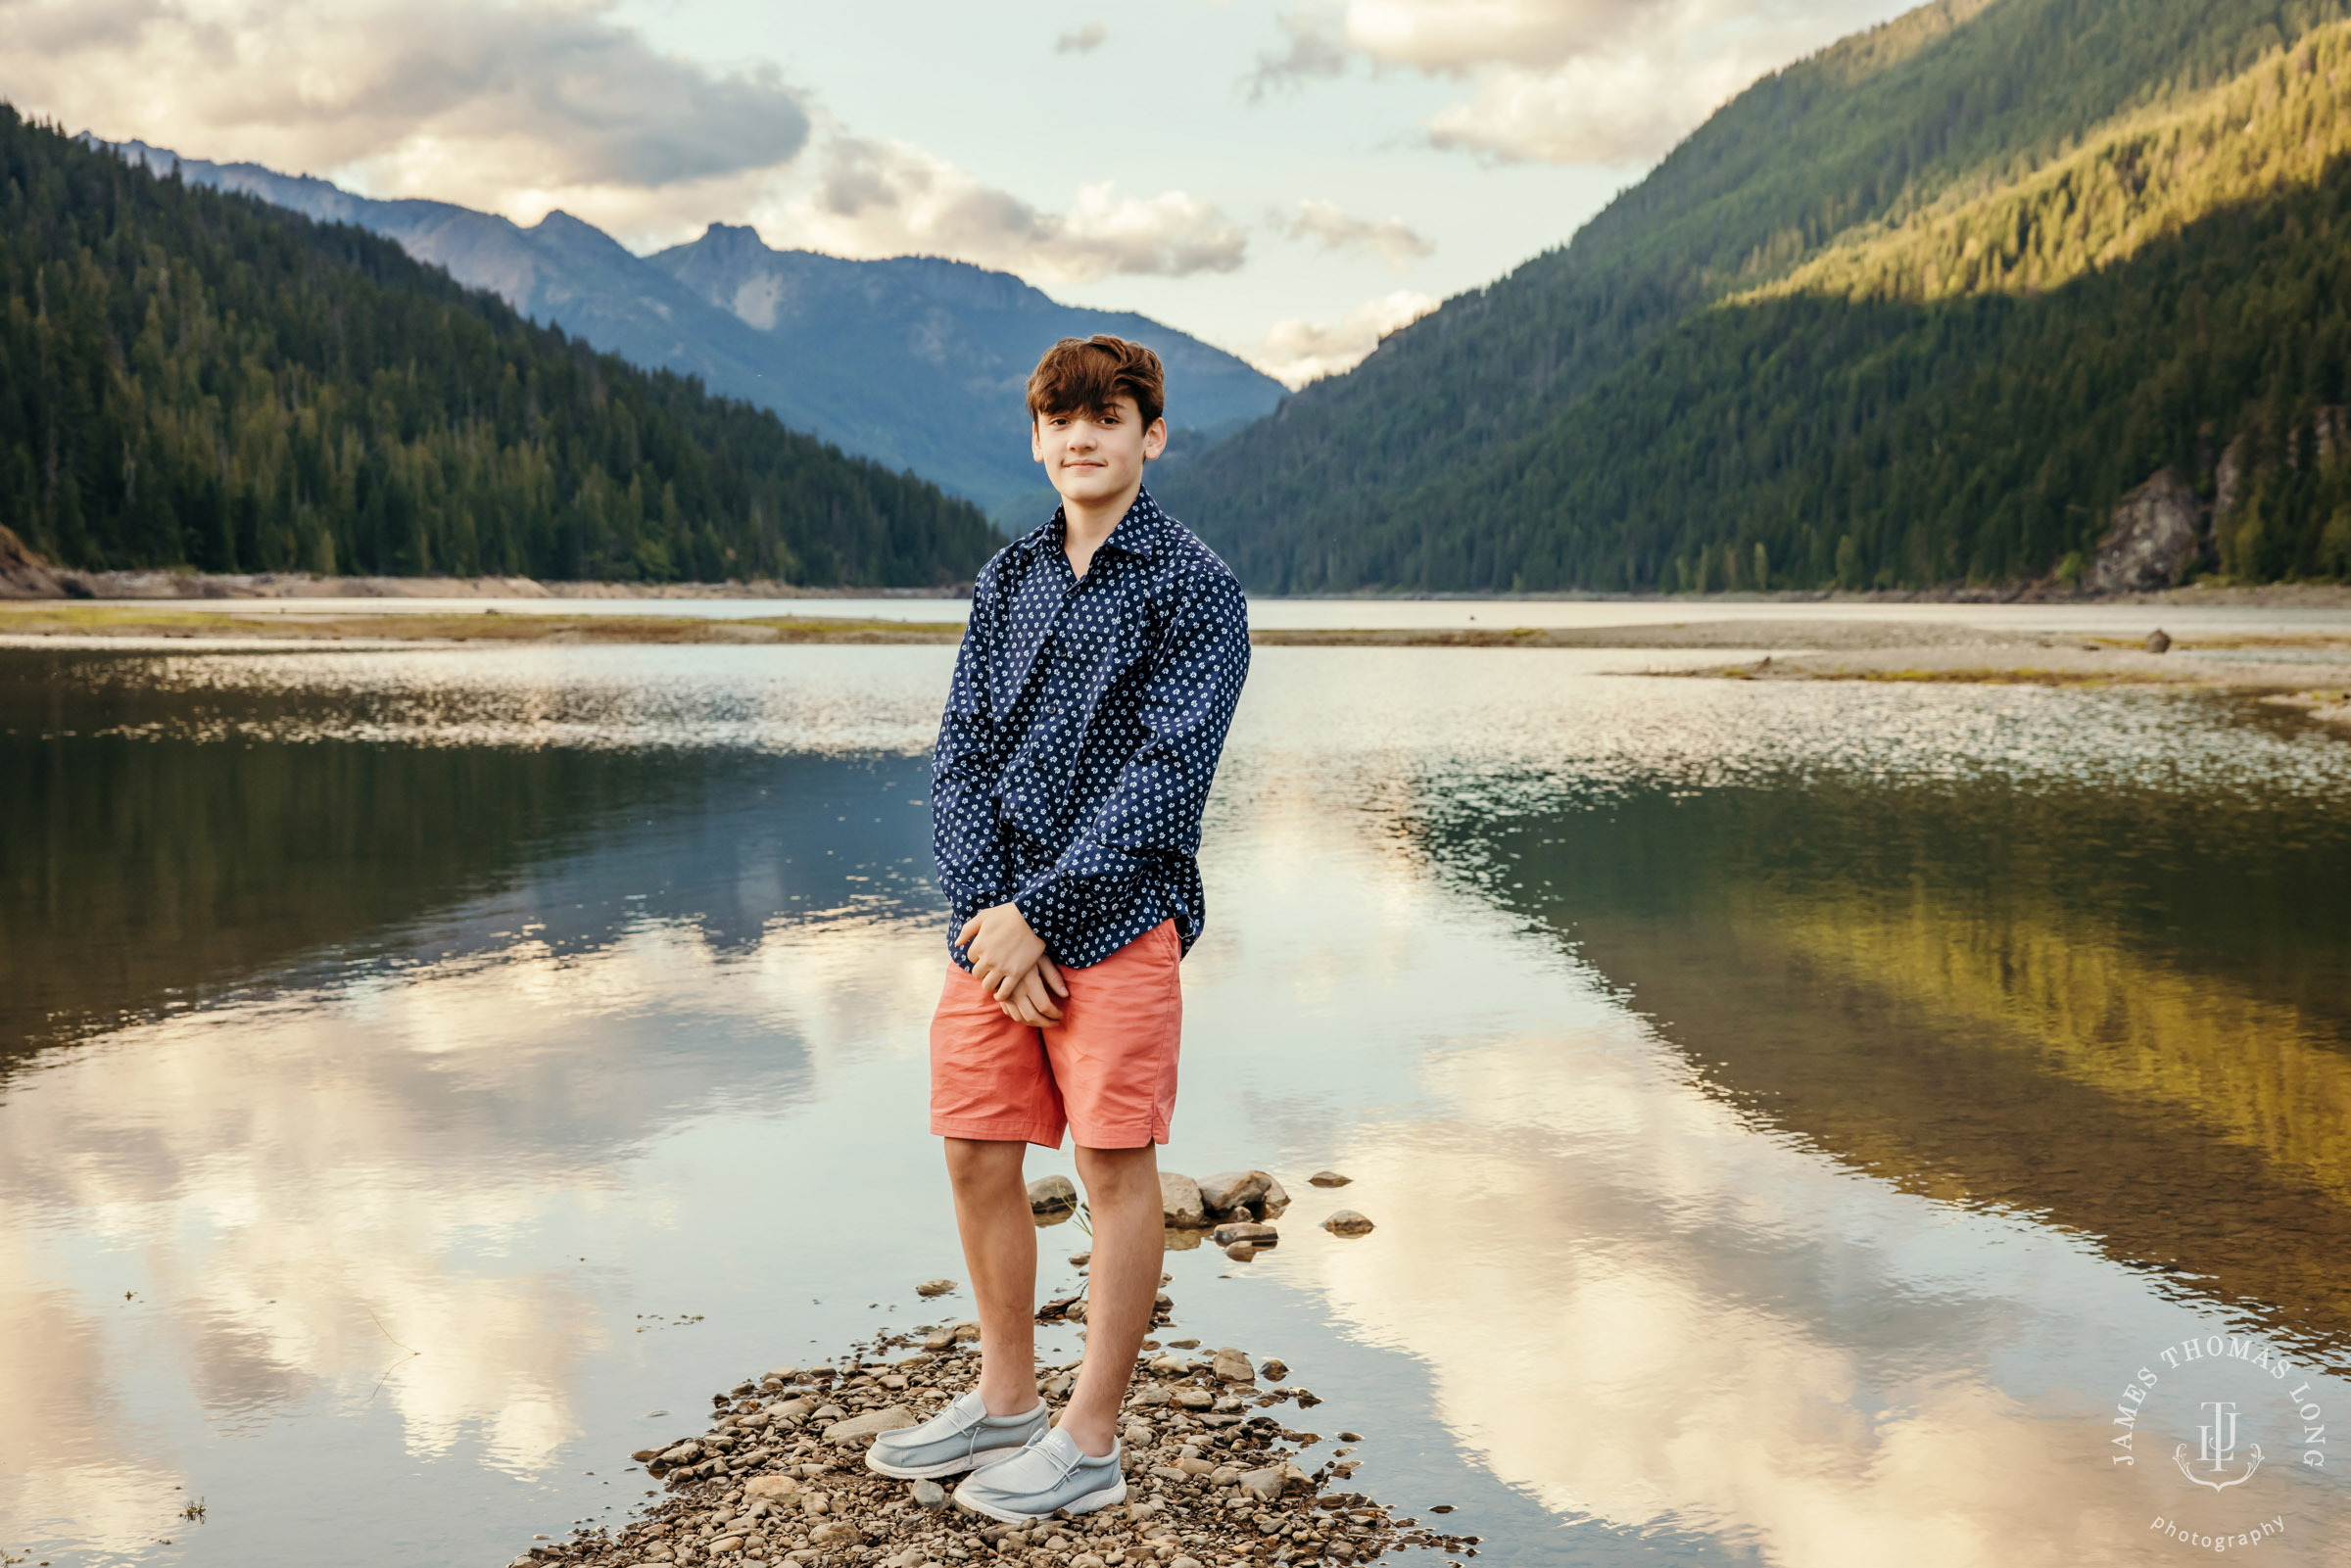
[865,1391,1048,1480]
[950,1427,1126,1522]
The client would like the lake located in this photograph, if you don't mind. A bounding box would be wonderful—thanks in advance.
[5,638,2350,1566]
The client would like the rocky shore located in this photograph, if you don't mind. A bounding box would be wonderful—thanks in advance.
[516,1308,1470,1568]
[506,1166,1419,1568]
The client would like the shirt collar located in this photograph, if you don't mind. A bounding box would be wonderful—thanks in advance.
[1027,487,1165,562]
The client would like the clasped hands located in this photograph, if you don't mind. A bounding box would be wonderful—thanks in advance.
[958,901,1069,1025]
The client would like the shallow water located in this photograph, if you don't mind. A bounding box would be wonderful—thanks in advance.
[4,643,2350,1566]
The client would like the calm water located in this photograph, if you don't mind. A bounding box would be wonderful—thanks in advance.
[5,641,2350,1567]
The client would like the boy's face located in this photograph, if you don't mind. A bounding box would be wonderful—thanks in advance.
[1032,396,1166,508]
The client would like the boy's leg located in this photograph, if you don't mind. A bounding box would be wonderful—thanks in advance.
[944,1136,1042,1415]
[1060,1141,1163,1455]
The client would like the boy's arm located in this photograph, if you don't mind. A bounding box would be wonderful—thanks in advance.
[1009,569,1250,958]
[932,573,1011,928]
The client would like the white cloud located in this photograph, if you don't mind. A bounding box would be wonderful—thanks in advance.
[0,0,812,217]
[761,134,1246,285]
[1245,288,1437,387]
[1055,21,1107,54]
[1252,0,1906,165]
[1277,197,1434,267]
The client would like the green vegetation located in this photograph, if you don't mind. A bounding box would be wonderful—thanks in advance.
[1161,0,2351,593]
[0,108,998,585]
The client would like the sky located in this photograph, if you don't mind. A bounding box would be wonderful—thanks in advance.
[1,0,1918,384]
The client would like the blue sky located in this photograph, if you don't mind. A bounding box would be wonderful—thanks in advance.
[3,0,1915,381]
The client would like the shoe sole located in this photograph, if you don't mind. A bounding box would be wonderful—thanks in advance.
[864,1442,1032,1482]
[950,1474,1128,1525]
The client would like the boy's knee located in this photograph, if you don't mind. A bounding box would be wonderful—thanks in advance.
[944,1137,1026,1189]
[1074,1142,1157,1195]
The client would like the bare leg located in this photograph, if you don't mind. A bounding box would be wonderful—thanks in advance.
[1061,1142,1163,1456]
[945,1137,1038,1416]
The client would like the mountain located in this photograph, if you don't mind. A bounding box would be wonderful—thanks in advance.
[1157,0,2351,592]
[102,142,1285,518]
[0,108,998,585]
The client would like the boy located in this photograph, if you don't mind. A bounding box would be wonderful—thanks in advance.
[865,336,1250,1521]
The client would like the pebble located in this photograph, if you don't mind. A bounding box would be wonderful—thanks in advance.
[910,1479,946,1510]
[915,1278,958,1297]
[1307,1171,1352,1187]
[1210,1220,1278,1248]
[824,1405,916,1444]
[1322,1210,1375,1237]
[1027,1174,1078,1213]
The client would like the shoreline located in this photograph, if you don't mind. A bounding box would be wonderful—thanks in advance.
[4,603,2346,727]
[5,552,2350,613]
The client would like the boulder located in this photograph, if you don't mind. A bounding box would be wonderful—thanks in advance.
[1195,1171,1270,1215]
[1258,1176,1291,1218]
[2090,468,2202,594]
[825,1404,916,1445]
[1159,1171,1208,1227]
[1028,1174,1078,1214]
[1321,1210,1375,1237]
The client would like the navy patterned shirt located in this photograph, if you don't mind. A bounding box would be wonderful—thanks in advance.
[932,487,1250,972]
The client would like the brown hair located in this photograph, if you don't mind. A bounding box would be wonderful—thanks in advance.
[1026,335,1166,430]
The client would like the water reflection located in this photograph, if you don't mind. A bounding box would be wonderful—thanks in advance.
[5,644,2350,1566]
[1416,780,2351,1356]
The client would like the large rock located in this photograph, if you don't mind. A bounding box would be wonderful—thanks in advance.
[0,523,63,599]
[825,1404,916,1445]
[2091,468,2202,594]
[1160,1171,1208,1227]
[1195,1170,1271,1215]
[1028,1174,1078,1214]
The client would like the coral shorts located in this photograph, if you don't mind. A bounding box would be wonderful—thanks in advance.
[930,920,1183,1150]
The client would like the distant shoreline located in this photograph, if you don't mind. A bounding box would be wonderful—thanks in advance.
[4,560,2349,610]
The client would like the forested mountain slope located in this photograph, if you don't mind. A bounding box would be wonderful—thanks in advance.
[1159,0,2351,592]
[104,142,1283,516]
[0,111,997,584]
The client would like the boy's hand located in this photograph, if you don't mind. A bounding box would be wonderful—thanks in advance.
[997,957,1070,1026]
[958,902,1047,1000]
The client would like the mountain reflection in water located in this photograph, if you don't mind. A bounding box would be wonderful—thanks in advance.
[1417,777,2351,1354]
[4,641,2349,1567]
